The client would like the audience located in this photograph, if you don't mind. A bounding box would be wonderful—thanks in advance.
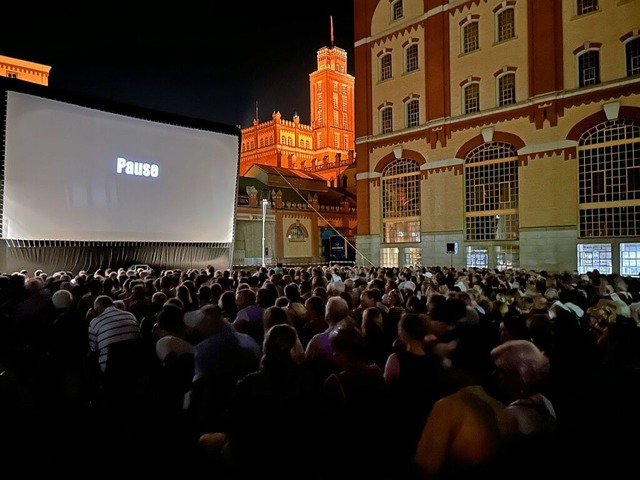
[0,263,637,478]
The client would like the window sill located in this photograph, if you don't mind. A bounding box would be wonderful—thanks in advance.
[493,35,518,47]
[459,47,481,58]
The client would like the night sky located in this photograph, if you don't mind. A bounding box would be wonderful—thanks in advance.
[1,2,354,128]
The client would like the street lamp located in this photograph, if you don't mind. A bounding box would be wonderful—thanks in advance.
[261,198,268,267]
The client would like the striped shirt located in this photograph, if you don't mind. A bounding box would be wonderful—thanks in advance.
[88,305,142,372]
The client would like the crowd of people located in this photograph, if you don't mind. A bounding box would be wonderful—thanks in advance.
[0,263,638,479]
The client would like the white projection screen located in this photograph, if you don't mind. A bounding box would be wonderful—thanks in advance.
[0,79,240,273]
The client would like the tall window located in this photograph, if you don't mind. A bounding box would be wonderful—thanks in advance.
[466,246,489,269]
[498,73,516,106]
[381,247,399,268]
[462,21,479,54]
[465,142,519,241]
[578,50,600,87]
[578,120,640,237]
[577,244,611,274]
[381,106,393,134]
[405,43,419,73]
[577,0,598,15]
[626,38,640,77]
[381,53,393,81]
[496,7,515,42]
[391,0,403,21]
[406,99,419,128]
[317,83,324,127]
[621,243,640,276]
[463,82,480,114]
[382,159,421,244]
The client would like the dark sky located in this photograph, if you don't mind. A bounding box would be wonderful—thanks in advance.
[1,2,354,128]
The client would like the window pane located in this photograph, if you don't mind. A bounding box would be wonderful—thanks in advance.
[381,54,392,81]
[381,247,399,268]
[406,44,419,73]
[392,0,403,21]
[406,99,419,128]
[497,8,515,42]
[466,246,488,269]
[627,38,640,77]
[498,73,516,106]
[381,107,393,134]
[621,243,640,276]
[579,50,600,87]
[465,142,519,241]
[382,159,421,243]
[463,22,479,53]
[577,0,598,15]
[464,83,480,113]
[577,243,611,274]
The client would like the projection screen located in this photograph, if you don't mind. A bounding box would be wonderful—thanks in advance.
[3,90,239,243]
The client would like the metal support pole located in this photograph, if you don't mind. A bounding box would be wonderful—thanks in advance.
[261,198,268,267]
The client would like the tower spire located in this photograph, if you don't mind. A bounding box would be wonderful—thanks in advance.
[330,16,334,48]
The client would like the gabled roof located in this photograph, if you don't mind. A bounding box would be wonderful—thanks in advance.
[239,165,356,208]
[243,164,329,192]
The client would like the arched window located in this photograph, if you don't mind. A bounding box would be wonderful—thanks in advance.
[380,105,393,134]
[405,43,419,73]
[391,0,403,21]
[382,159,421,243]
[380,53,393,81]
[578,49,600,87]
[497,72,516,106]
[625,37,640,77]
[286,220,308,241]
[578,119,640,238]
[463,82,480,114]
[405,98,420,128]
[465,142,519,241]
[496,6,515,43]
[462,20,479,54]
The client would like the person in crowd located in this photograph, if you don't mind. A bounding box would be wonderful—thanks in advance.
[283,282,307,330]
[384,312,449,476]
[218,290,238,323]
[198,323,320,480]
[361,306,392,371]
[188,304,261,436]
[152,302,198,362]
[232,287,264,347]
[305,295,348,362]
[125,283,154,323]
[413,339,556,480]
[87,294,142,374]
[321,325,393,479]
[262,305,305,362]
[298,294,328,349]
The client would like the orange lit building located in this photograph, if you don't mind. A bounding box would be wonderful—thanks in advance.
[0,55,51,85]
[234,40,359,267]
[240,45,356,189]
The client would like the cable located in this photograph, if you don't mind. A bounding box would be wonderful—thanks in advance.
[272,167,376,268]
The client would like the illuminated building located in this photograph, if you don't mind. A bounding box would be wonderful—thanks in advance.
[0,55,51,85]
[235,36,358,267]
[353,0,640,274]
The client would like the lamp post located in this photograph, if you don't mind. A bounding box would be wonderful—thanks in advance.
[261,198,268,267]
